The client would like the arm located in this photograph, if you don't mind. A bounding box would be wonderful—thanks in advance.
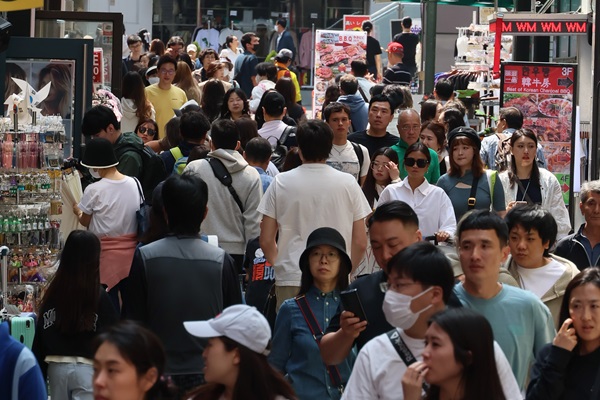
[536,145,547,168]
[437,191,457,240]
[350,218,367,271]
[358,146,370,188]
[320,307,367,365]
[260,215,279,267]
[221,253,243,307]
[375,54,382,83]
[268,301,293,373]
[73,204,92,228]
[243,175,263,244]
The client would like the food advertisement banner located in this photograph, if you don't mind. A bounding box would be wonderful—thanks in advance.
[500,62,577,205]
[313,30,367,119]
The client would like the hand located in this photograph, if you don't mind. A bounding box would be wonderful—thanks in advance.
[340,310,367,339]
[506,201,518,211]
[401,361,428,400]
[435,231,450,242]
[553,318,577,351]
[386,162,400,181]
[72,204,82,217]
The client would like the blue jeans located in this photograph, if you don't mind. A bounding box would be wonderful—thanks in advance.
[47,362,93,400]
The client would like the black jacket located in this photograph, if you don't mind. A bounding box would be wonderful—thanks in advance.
[554,224,600,271]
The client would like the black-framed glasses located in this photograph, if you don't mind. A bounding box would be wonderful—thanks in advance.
[404,158,429,168]
[138,127,157,136]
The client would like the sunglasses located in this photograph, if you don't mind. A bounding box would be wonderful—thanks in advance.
[404,158,429,168]
[138,126,157,136]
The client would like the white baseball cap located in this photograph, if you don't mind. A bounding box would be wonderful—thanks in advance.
[183,305,272,355]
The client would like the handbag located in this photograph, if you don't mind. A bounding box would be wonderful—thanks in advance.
[295,295,345,394]
[133,177,149,239]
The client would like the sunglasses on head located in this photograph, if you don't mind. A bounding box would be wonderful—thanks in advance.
[404,158,429,168]
[138,126,157,136]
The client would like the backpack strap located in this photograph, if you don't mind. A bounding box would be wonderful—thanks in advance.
[295,295,345,394]
[206,157,245,213]
[132,177,145,206]
[386,329,429,391]
[169,146,184,161]
[357,85,368,103]
[350,142,364,183]
[279,126,294,146]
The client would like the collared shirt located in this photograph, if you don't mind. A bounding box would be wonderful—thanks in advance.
[378,177,456,237]
[253,166,274,193]
[578,224,600,267]
[480,128,547,170]
[270,285,354,400]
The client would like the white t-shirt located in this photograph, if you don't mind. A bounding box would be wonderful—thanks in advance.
[342,328,522,400]
[327,141,370,181]
[378,178,457,238]
[78,176,141,237]
[257,163,372,286]
[517,259,567,299]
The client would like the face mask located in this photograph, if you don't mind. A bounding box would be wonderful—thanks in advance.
[148,77,159,85]
[252,44,259,52]
[89,168,101,179]
[383,286,433,330]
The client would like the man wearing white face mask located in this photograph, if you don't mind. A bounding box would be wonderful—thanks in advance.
[341,242,522,400]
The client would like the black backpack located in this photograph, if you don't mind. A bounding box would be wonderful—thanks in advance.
[115,144,167,204]
[270,126,297,171]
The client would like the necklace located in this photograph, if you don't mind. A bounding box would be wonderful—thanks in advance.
[331,143,347,156]
[521,179,531,202]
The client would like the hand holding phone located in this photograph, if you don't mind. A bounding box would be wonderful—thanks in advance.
[340,289,368,323]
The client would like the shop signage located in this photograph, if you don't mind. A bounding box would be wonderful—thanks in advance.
[343,15,370,31]
[312,30,367,119]
[93,48,104,87]
[0,0,43,11]
[488,13,588,36]
[501,62,577,205]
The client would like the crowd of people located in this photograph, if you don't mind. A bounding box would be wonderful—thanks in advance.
[2,18,600,400]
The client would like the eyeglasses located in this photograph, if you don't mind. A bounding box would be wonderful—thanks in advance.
[159,69,175,75]
[400,124,421,132]
[138,127,157,136]
[404,158,429,168]
[309,250,340,262]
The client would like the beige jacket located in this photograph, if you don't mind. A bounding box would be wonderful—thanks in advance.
[499,254,579,329]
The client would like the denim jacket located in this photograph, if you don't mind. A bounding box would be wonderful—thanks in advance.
[269,285,355,399]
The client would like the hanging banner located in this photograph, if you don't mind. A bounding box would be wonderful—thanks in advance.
[312,30,367,119]
[500,62,577,206]
[93,48,105,89]
[343,15,370,31]
[0,0,43,11]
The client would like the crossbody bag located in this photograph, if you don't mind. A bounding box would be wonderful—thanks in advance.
[295,295,345,394]
[386,329,429,391]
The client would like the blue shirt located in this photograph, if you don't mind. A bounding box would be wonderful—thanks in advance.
[253,166,273,193]
[269,286,355,399]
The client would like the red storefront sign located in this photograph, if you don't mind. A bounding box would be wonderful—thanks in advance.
[343,15,370,31]
[501,62,577,205]
[93,48,104,85]
[489,17,587,35]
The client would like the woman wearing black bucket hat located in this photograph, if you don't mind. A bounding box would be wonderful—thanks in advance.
[437,127,506,221]
[269,227,354,400]
[73,138,142,313]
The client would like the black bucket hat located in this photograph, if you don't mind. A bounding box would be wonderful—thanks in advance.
[81,138,119,169]
[447,126,481,151]
[299,227,352,275]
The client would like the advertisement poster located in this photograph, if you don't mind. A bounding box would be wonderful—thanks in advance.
[313,30,367,119]
[93,48,105,90]
[500,62,577,205]
[343,15,370,31]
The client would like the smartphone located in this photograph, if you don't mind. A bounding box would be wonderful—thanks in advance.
[340,289,368,323]
[514,201,528,205]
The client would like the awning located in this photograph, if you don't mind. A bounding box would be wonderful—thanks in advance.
[388,0,515,9]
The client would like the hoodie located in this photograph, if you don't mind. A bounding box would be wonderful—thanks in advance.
[120,98,156,134]
[337,93,368,132]
[184,149,263,255]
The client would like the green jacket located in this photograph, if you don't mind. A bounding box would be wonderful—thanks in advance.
[391,138,440,184]
[113,133,144,179]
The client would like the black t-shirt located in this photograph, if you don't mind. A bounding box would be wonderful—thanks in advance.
[383,63,412,86]
[348,130,399,157]
[243,237,275,310]
[516,178,543,204]
[325,270,391,350]
[366,36,383,76]
[393,32,420,67]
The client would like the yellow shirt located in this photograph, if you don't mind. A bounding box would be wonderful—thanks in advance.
[145,84,188,138]
[275,61,302,103]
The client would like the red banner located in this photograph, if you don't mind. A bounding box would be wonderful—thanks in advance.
[93,48,104,85]
[489,20,587,35]
[343,15,370,31]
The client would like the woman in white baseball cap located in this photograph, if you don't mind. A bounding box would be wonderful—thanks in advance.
[183,304,296,400]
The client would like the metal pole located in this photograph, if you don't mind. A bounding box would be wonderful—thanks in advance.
[423,0,437,93]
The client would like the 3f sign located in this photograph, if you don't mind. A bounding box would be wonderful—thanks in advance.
[562,67,573,76]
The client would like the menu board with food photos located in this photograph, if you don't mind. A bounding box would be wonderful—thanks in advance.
[500,62,577,205]
[312,30,367,120]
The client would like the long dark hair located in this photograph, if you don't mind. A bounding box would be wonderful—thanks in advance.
[122,71,153,120]
[362,147,399,208]
[275,77,296,109]
[201,79,225,122]
[425,308,505,400]
[508,128,541,189]
[39,230,101,333]
[221,88,250,119]
[92,320,175,400]
[559,267,600,330]
[187,336,296,400]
